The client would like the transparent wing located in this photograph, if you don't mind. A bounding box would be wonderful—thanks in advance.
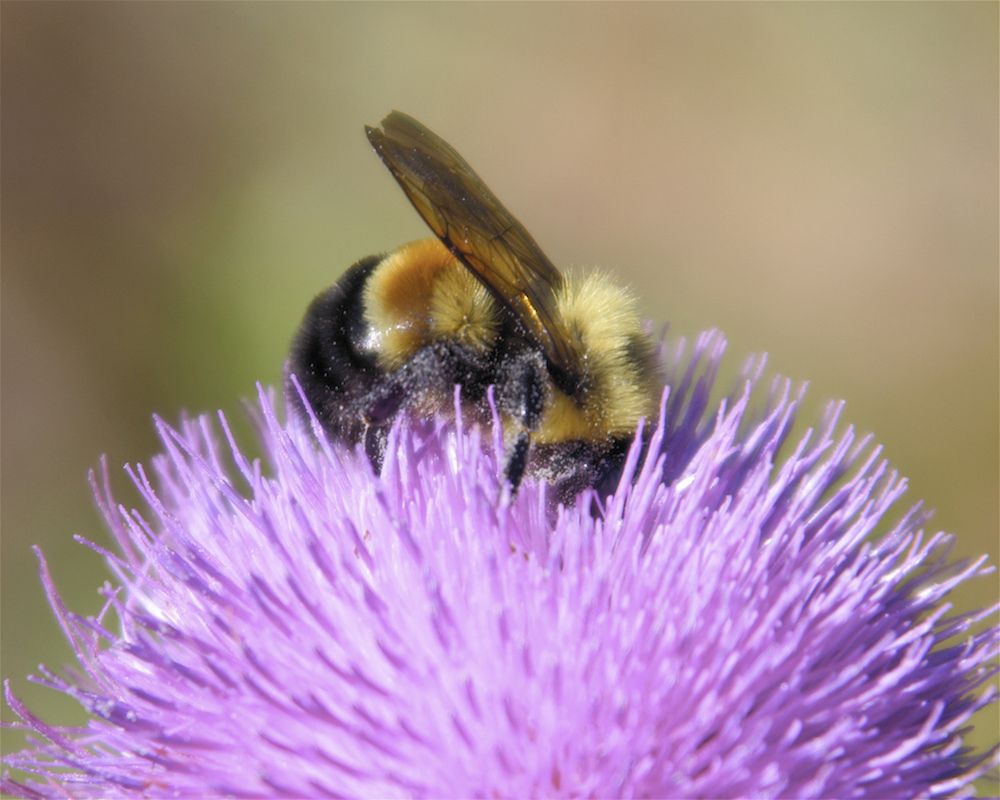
[365,111,578,380]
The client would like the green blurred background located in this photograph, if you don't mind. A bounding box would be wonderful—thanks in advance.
[3,1,997,766]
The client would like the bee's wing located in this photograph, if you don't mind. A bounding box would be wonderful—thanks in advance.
[366,111,578,381]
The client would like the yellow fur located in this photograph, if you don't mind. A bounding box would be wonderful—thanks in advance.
[534,272,655,443]
[429,266,500,353]
[363,239,501,369]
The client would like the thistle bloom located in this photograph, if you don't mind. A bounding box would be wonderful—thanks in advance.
[3,331,997,798]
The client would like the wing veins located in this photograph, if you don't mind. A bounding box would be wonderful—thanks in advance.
[366,112,578,377]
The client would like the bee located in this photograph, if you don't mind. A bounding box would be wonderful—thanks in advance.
[288,111,660,502]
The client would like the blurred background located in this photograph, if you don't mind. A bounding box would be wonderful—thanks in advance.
[3,2,997,765]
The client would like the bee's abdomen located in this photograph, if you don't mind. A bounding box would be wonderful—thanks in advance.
[287,255,383,442]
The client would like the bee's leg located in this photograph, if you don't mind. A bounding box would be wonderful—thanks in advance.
[353,376,406,473]
[497,350,549,492]
[504,431,531,490]
[362,423,390,472]
[362,383,405,425]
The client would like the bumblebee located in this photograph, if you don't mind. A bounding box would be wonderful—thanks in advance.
[289,111,659,501]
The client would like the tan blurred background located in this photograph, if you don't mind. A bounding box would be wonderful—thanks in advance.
[3,2,997,763]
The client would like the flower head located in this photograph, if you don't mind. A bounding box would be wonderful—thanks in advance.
[3,331,997,798]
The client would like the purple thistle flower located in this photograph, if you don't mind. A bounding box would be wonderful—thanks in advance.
[3,330,997,798]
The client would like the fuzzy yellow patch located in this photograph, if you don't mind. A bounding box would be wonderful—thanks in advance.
[429,266,500,353]
[364,239,501,369]
[362,239,455,369]
[534,272,656,443]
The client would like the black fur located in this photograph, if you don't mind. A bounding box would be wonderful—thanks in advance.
[287,256,382,444]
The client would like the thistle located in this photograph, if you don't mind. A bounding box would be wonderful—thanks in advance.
[3,331,997,798]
